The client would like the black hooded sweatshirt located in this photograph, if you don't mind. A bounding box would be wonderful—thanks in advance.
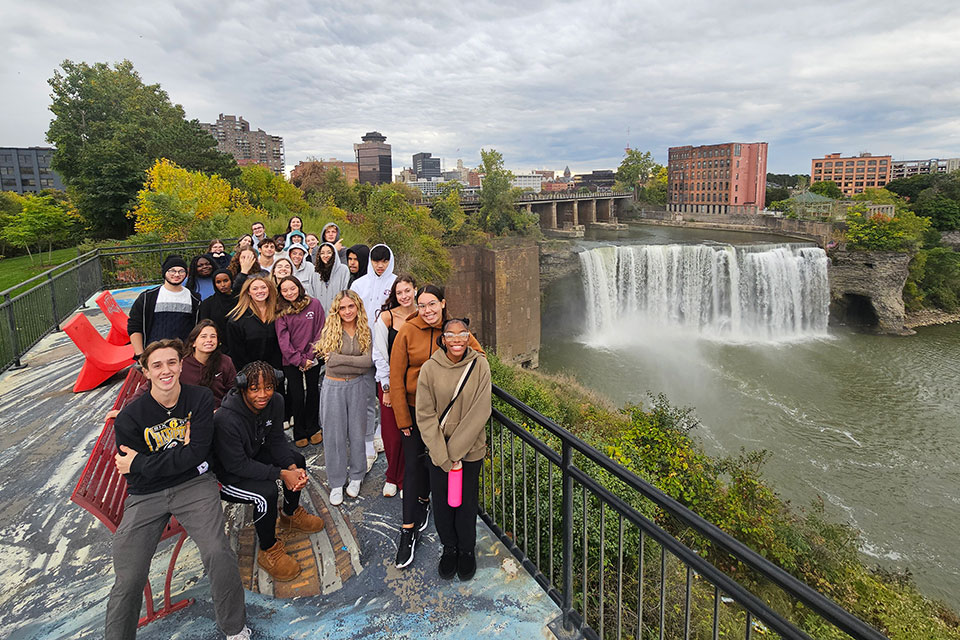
[211,390,296,485]
[226,309,282,371]
[198,269,237,337]
[346,244,369,288]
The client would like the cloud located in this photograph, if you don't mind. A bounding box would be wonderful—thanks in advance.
[2,0,958,175]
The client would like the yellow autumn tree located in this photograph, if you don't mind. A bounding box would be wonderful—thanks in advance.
[131,158,262,240]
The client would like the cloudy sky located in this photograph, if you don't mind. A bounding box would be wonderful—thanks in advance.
[2,1,959,176]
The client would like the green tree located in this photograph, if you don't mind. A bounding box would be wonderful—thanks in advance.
[46,59,239,237]
[296,165,360,212]
[477,149,537,235]
[0,193,78,264]
[844,204,930,252]
[430,182,467,240]
[766,173,808,189]
[239,165,308,218]
[615,149,662,191]
[765,186,790,207]
[635,166,668,204]
[810,180,843,199]
[0,191,22,256]
[885,174,936,202]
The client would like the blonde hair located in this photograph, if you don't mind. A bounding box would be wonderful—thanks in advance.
[227,275,278,324]
[316,290,371,357]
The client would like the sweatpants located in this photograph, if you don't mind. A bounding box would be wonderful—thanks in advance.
[283,365,321,441]
[105,474,245,640]
[378,384,404,487]
[364,370,379,456]
[429,459,482,552]
[321,375,369,488]
[219,450,307,550]
[400,408,431,525]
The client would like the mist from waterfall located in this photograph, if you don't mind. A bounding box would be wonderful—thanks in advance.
[579,243,830,341]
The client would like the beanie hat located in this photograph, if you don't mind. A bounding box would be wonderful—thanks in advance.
[162,254,188,275]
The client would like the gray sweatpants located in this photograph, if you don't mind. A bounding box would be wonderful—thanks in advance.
[321,375,370,488]
[105,474,245,639]
[364,369,379,453]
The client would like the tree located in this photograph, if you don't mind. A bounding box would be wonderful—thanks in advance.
[884,174,936,202]
[844,204,930,252]
[46,59,239,237]
[810,180,842,199]
[0,193,78,264]
[477,149,537,235]
[239,165,308,218]
[635,165,668,204]
[766,173,808,189]
[765,186,790,207]
[430,183,468,240]
[294,164,360,212]
[615,149,661,191]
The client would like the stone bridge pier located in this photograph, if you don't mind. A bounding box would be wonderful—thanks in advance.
[596,198,613,222]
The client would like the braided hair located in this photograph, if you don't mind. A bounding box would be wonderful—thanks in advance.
[238,360,279,390]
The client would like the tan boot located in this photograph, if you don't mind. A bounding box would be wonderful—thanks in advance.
[257,540,301,581]
[279,505,325,533]
[309,431,323,445]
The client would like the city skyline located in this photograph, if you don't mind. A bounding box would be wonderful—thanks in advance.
[2,2,958,177]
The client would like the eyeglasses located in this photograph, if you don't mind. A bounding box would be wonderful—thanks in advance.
[166,268,187,275]
[417,300,441,310]
[443,331,470,340]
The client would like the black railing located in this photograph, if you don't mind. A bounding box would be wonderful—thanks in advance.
[481,385,888,640]
[98,241,213,288]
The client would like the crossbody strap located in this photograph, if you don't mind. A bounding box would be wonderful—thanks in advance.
[439,359,478,429]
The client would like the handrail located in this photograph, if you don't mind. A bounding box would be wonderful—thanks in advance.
[489,384,888,640]
[0,249,99,298]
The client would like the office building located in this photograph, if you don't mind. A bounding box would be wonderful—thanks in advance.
[891,157,960,181]
[406,177,446,198]
[199,114,285,174]
[0,147,65,194]
[290,158,359,185]
[573,170,617,191]
[511,173,544,192]
[354,132,392,185]
[668,142,768,213]
[412,152,441,180]
[811,152,891,196]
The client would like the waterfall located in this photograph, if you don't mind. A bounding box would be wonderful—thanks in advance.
[579,243,830,340]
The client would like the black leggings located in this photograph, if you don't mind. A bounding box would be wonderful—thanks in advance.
[219,451,306,549]
[429,459,481,552]
[400,408,431,525]
[283,364,321,440]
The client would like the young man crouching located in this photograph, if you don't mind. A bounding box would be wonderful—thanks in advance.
[212,361,325,581]
[107,339,248,640]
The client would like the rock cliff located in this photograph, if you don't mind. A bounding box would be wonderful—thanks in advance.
[828,250,913,335]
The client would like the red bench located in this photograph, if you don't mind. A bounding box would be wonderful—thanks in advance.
[63,313,135,392]
[94,290,131,346]
[70,367,194,628]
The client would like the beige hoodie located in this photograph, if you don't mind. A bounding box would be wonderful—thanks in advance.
[415,346,491,472]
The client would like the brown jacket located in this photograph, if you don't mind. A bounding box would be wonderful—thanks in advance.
[416,347,491,471]
[388,313,483,430]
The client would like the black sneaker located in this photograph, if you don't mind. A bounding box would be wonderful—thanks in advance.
[416,499,431,533]
[457,550,476,581]
[438,547,458,579]
[395,527,418,569]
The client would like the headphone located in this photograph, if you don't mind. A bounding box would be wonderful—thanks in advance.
[235,367,284,390]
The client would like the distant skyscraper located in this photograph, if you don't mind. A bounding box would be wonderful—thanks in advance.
[456,158,465,180]
[354,132,392,185]
[412,152,442,180]
[0,147,65,194]
[199,114,284,174]
[668,142,768,213]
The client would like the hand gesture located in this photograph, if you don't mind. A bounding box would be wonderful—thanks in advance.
[115,445,138,474]
[239,250,256,274]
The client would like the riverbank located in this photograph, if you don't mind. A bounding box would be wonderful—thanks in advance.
[904,308,960,328]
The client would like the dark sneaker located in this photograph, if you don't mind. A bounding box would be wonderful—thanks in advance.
[416,499,431,533]
[395,527,418,568]
[457,550,476,581]
[438,547,458,579]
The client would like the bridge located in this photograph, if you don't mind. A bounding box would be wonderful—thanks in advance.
[417,190,635,236]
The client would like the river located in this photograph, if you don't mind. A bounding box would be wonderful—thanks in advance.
[539,224,960,608]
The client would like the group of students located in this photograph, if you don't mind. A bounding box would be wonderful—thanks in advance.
[108,220,491,640]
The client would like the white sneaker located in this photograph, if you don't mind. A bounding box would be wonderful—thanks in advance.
[329,487,343,506]
[227,626,252,640]
[373,436,384,453]
[383,482,398,497]
[366,455,376,472]
[346,479,362,498]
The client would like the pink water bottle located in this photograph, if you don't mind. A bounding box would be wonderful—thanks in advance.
[448,466,463,507]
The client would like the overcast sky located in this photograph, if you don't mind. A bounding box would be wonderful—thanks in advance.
[2,1,959,176]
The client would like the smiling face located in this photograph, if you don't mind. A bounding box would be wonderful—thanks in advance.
[395,280,415,308]
[242,372,275,413]
[144,347,182,393]
[260,242,276,258]
[273,260,292,278]
[249,279,270,303]
[289,217,302,231]
[194,326,219,355]
[338,295,358,324]
[196,257,213,277]
[251,223,265,239]
[280,279,300,303]
[442,321,470,360]
[164,265,187,287]
[319,245,334,264]
[289,248,305,267]
[210,241,224,254]
[238,235,253,249]
[416,292,445,326]
[214,272,232,294]
[305,234,318,249]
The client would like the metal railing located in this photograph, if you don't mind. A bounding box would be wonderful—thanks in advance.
[481,386,888,640]
[98,241,213,289]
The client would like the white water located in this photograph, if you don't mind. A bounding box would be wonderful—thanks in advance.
[579,243,830,341]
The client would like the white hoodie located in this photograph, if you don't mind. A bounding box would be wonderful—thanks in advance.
[349,243,396,324]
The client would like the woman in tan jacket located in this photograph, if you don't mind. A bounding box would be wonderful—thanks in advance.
[416,318,491,581]
[389,284,483,569]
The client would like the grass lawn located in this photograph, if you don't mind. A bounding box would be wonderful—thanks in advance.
[0,248,82,293]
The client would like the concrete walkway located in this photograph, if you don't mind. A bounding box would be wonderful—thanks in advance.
[0,305,561,639]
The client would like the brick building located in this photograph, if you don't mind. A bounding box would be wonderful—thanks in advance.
[354,132,392,185]
[668,142,767,214]
[0,147,64,194]
[290,158,359,185]
[811,152,891,196]
[199,114,284,174]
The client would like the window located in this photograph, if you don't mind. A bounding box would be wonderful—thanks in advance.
[815,162,823,167]
[868,160,877,165]
[856,160,865,166]
[2,178,16,187]
[22,178,36,186]
[0,154,12,163]
[825,162,833,168]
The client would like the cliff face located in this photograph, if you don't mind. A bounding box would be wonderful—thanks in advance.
[828,250,913,335]
[538,241,580,290]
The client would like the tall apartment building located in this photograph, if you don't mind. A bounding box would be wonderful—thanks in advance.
[199,114,284,174]
[668,142,768,213]
[412,152,441,180]
[354,132,392,185]
[511,173,544,192]
[891,157,960,181]
[811,152,891,197]
[290,158,359,185]
[0,147,65,194]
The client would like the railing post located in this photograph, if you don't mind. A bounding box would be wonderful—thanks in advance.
[561,440,574,630]
[5,293,24,369]
[47,273,60,331]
